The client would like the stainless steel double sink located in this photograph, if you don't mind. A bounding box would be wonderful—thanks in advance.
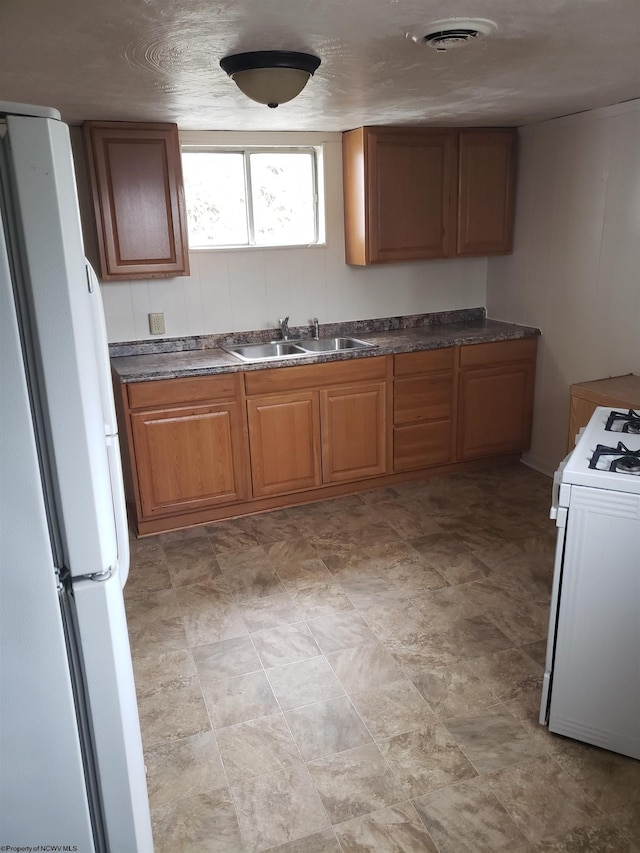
[223,336,375,363]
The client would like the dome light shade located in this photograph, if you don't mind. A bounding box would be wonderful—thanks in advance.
[220,51,321,108]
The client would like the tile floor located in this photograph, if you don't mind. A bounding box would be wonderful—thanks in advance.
[125,463,640,852]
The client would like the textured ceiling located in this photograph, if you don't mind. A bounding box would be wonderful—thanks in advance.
[0,0,638,129]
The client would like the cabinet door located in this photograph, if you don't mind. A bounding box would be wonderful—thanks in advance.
[457,362,535,461]
[367,129,457,263]
[83,122,190,280]
[456,129,517,256]
[320,382,387,483]
[131,402,247,518]
[247,392,321,498]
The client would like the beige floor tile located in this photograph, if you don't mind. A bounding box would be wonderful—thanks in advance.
[334,801,439,852]
[412,660,499,719]
[385,559,450,596]
[306,611,377,654]
[137,676,211,749]
[307,743,407,825]
[207,522,259,555]
[438,613,514,660]
[327,640,407,694]
[163,536,221,586]
[252,622,320,667]
[349,680,436,740]
[386,629,462,677]
[378,502,446,540]
[285,695,372,760]
[413,776,530,852]
[274,557,334,591]
[421,551,491,586]
[266,655,344,710]
[237,591,302,632]
[378,723,477,798]
[409,532,473,562]
[216,713,302,783]
[232,764,330,851]
[250,509,302,544]
[210,563,286,602]
[263,536,317,568]
[215,544,270,575]
[361,599,429,643]
[192,635,262,683]
[126,588,188,658]
[444,703,545,773]
[533,818,638,851]
[202,670,280,729]
[151,788,242,853]
[133,648,197,699]
[340,575,406,611]
[125,541,172,596]
[175,581,248,647]
[145,731,227,808]
[610,802,640,846]
[289,582,355,618]
[265,828,342,853]
[551,738,640,814]
[485,753,604,843]
[469,648,543,702]
[413,584,483,633]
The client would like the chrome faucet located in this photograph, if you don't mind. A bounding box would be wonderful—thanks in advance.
[279,316,290,341]
[312,317,320,340]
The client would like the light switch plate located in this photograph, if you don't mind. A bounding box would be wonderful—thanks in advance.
[149,312,165,335]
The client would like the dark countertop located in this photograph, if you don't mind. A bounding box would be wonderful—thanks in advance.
[111,313,540,384]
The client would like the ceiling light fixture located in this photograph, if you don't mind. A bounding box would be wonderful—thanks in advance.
[220,51,321,108]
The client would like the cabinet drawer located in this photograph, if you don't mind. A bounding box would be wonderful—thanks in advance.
[394,422,452,471]
[459,337,537,369]
[127,374,239,409]
[394,375,453,424]
[394,348,454,377]
[245,356,387,395]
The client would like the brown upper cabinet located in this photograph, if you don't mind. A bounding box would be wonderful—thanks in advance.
[83,121,190,281]
[342,126,517,265]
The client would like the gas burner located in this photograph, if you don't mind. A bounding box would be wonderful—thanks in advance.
[589,441,640,475]
[605,409,640,434]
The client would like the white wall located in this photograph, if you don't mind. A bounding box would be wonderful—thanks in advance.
[82,130,487,343]
[486,100,640,475]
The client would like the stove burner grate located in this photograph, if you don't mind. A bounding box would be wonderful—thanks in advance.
[605,408,640,434]
[589,441,640,475]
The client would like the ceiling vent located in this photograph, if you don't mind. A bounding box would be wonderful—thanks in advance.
[406,18,496,51]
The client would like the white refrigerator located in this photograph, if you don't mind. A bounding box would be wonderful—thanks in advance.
[0,103,153,850]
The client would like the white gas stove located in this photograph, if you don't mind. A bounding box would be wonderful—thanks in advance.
[559,406,640,494]
[541,406,640,760]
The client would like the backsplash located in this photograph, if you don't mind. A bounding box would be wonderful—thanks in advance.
[108,308,486,357]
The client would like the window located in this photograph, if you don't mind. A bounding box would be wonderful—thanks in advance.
[181,147,323,249]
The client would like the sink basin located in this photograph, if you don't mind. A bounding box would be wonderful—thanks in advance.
[297,336,374,353]
[223,342,307,362]
[223,336,375,363]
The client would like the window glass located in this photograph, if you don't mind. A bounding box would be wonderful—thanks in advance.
[249,152,316,246]
[182,148,320,249]
[182,152,248,247]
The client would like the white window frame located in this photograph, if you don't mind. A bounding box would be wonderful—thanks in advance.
[181,143,325,251]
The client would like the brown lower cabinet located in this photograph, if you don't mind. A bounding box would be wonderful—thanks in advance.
[246,360,390,497]
[456,338,537,461]
[393,348,456,471]
[115,339,537,536]
[115,373,250,528]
